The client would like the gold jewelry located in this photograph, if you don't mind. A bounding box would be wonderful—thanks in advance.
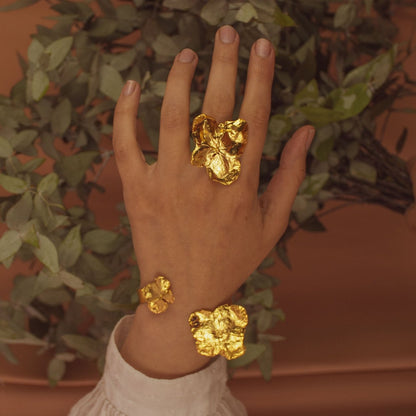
[138,275,175,314]
[191,114,248,186]
[188,304,248,360]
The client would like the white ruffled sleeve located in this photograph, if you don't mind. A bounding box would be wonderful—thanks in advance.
[68,314,247,416]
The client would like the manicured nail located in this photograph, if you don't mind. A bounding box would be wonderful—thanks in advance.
[123,80,136,96]
[219,25,236,44]
[178,48,195,63]
[304,127,316,151]
[255,38,271,58]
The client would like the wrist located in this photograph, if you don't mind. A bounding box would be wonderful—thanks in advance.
[120,301,212,379]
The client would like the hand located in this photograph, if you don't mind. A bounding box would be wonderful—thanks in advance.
[113,26,315,378]
[113,26,314,314]
[405,156,416,232]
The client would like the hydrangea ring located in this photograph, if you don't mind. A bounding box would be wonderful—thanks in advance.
[191,114,248,186]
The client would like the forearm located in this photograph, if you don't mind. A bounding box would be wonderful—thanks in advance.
[119,300,212,379]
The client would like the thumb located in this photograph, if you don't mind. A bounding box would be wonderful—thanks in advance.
[260,125,315,245]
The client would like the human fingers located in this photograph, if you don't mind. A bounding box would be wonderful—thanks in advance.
[202,25,239,122]
[113,81,147,188]
[239,39,275,184]
[158,49,198,170]
[259,125,315,246]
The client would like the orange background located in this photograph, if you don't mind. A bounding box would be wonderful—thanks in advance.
[0,2,416,415]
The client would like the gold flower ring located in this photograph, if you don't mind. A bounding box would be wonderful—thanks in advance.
[191,114,248,185]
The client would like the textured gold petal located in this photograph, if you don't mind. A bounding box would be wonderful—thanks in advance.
[191,114,248,185]
[189,304,248,360]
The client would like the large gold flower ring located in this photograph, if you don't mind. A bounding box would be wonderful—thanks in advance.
[138,275,175,314]
[191,114,248,186]
[188,304,248,360]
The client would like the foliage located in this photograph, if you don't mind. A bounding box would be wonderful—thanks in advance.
[0,0,414,385]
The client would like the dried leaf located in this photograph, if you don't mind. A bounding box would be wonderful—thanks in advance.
[200,0,228,26]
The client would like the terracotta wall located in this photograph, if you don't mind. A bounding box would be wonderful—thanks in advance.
[0,2,416,415]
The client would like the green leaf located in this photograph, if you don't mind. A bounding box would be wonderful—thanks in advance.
[45,37,73,70]
[292,195,319,223]
[299,106,343,127]
[34,270,63,295]
[11,129,38,152]
[51,98,72,135]
[58,225,82,268]
[0,342,19,364]
[228,343,266,368]
[21,221,39,247]
[299,173,330,196]
[257,309,273,332]
[152,33,181,57]
[343,47,397,89]
[111,48,137,71]
[37,287,71,305]
[274,5,296,27]
[310,125,335,161]
[275,244,291,269]
[32,70,50,101]
[334,4,357,29]
[257,342,273,381]
[47,357,66,387]
[83,229,124,255]
[0,230,22,263]
[364,0,373,13]
[55,151,99,187]
[243,289,274,308]
[59,270,84,290]
[0,136,13,158]
[99,64,124,102]
[330,83,372,119]
[0,318,46,346]
[236,3,257,23]
[0,0,40,12]
[37,172,59,196]
[200,0,228,25]
[263,115,292,157]
[0,174,27,194]
[88,18,118,38]
[33,234,60,274]
[163,0,196,10]
[62,334,100,359]
[249,0,276,14]
[294,79,319,106]
[21,158,45,173]
[6,191,33,229]
[349,160,377,184]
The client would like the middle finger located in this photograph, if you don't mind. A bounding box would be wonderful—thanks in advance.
[202,25,240,122]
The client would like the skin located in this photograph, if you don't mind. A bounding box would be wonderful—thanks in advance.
[112,26,316,379]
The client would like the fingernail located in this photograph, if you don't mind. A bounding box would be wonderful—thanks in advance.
[123,80,136,96]
[178,48,195,63]
[219,25,236,44]
[304,127,316,151]
[255,39,271,58]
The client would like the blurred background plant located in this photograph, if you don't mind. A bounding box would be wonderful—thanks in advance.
[0,0,414,386]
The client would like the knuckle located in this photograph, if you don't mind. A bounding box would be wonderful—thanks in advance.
[248,106,270,130]
[214,50,236,66]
